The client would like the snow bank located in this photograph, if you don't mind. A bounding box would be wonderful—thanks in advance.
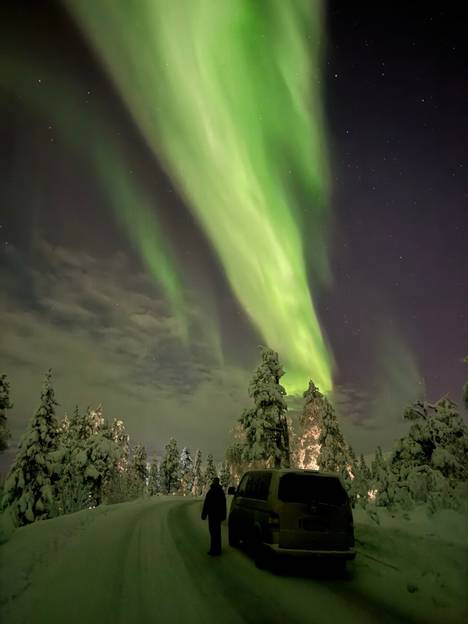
[0,507,16,544]
[352,505,468,624]
[0,496,172,615]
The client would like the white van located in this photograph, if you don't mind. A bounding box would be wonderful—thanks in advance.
[228,469,356,568]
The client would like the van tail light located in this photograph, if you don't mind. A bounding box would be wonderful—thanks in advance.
[267,512,280,530]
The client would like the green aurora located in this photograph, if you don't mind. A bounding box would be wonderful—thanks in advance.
[0,58,189,341]
[65,0,334,393]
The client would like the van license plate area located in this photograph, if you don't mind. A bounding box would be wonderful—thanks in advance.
[301,517,326,531]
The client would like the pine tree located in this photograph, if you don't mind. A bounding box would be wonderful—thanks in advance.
[54,407,86,514]
[354,453,371,506]
[0,373,13,452]
[390,398,468,509]
[130,444,148,497]
[53,410,82,513]
[370,446,395,507]
[180,447,194,495]
[2,370,59,525]
[239,347,290,468]
[292,380,323,469]
[68,405,92,443]
[148,456,160,495]
[59,412,71,440]
[204,453,218,490]
[58,405,124,509]
[55,405,93,513]
[87,405,104,434]
[100,419,131,504]
[193,449,204,495]
[359,453,371,481]
[219,462,231,490]
[317,398,349,478]
[78,431,123,506]
[160,438,181,494]
[344,445,359,503]
[109,418,130,472]
[226,422,249,483]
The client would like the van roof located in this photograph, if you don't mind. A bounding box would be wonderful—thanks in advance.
[244,468,341,479]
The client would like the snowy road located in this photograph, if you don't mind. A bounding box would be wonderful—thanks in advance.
[0,497,430,623]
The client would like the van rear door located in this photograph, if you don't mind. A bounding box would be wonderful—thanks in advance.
[275,473,353,551]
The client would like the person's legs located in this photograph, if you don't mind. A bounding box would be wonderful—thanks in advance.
[208,518,222,554]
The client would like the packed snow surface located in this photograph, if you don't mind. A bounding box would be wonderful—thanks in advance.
[0,497,467,623]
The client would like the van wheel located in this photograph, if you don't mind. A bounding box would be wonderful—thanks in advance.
[228,525,240,547]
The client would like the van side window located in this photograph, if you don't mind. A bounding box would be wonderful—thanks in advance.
[237,473,249,497]
[245,472,271,500]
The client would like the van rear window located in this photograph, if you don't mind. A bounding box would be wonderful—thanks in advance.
[278,473,348,506]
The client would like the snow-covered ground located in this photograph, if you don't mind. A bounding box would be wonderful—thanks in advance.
[0,497,467,623]
[352,506,468,624]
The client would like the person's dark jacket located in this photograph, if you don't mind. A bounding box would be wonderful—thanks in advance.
[201,483,227,522]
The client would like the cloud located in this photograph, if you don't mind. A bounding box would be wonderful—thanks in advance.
[0,240,250,474]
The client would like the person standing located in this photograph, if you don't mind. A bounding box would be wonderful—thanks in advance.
[201,477,227,555]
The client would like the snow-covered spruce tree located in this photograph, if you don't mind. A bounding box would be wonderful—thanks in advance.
[148,456,160,496]
[68,404,92,443]
[239,347,290,468]
[58,412,71,440]
[109,419,130,469]
[193,449,204,495]
[225,441,245,485]
[97,417,132,503]
[219,462,231,490]
[54,405,100,512]
[2,371,59,525]
[54,410,86,514]
[204,454,218,490]
[354,453,371,506]
[344,445,359,504]
[58,405,124,509]
[359,453,371,482]
[87,405,104,434]
[180,447,194,495]
[390,398,468,509]
[225,421,249,483]
[0,373,13,452]
[77,426,124,506]
[317,397,349,478]
[129,444,148,497]
[160,438,181,494]
[292,380,324,469]
[370,446,399,508]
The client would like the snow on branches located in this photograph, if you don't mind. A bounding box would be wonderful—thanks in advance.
[2,371,59,525]
[239,347,290,468]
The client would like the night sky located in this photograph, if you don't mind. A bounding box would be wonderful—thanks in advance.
[1,1,467,472]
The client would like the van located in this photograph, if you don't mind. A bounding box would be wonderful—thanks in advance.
[228,469,356,568]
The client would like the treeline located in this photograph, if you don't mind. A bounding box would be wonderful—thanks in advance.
[227,347,468,513]
[0,372,229,528]
[1,350,467,529]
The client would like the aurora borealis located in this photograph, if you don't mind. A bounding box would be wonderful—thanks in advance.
[1,1,467,469]
[0,58,190,341]
[65,0,333,394]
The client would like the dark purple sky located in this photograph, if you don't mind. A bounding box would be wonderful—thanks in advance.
[324,3,467,409]
[1,2,467,472]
